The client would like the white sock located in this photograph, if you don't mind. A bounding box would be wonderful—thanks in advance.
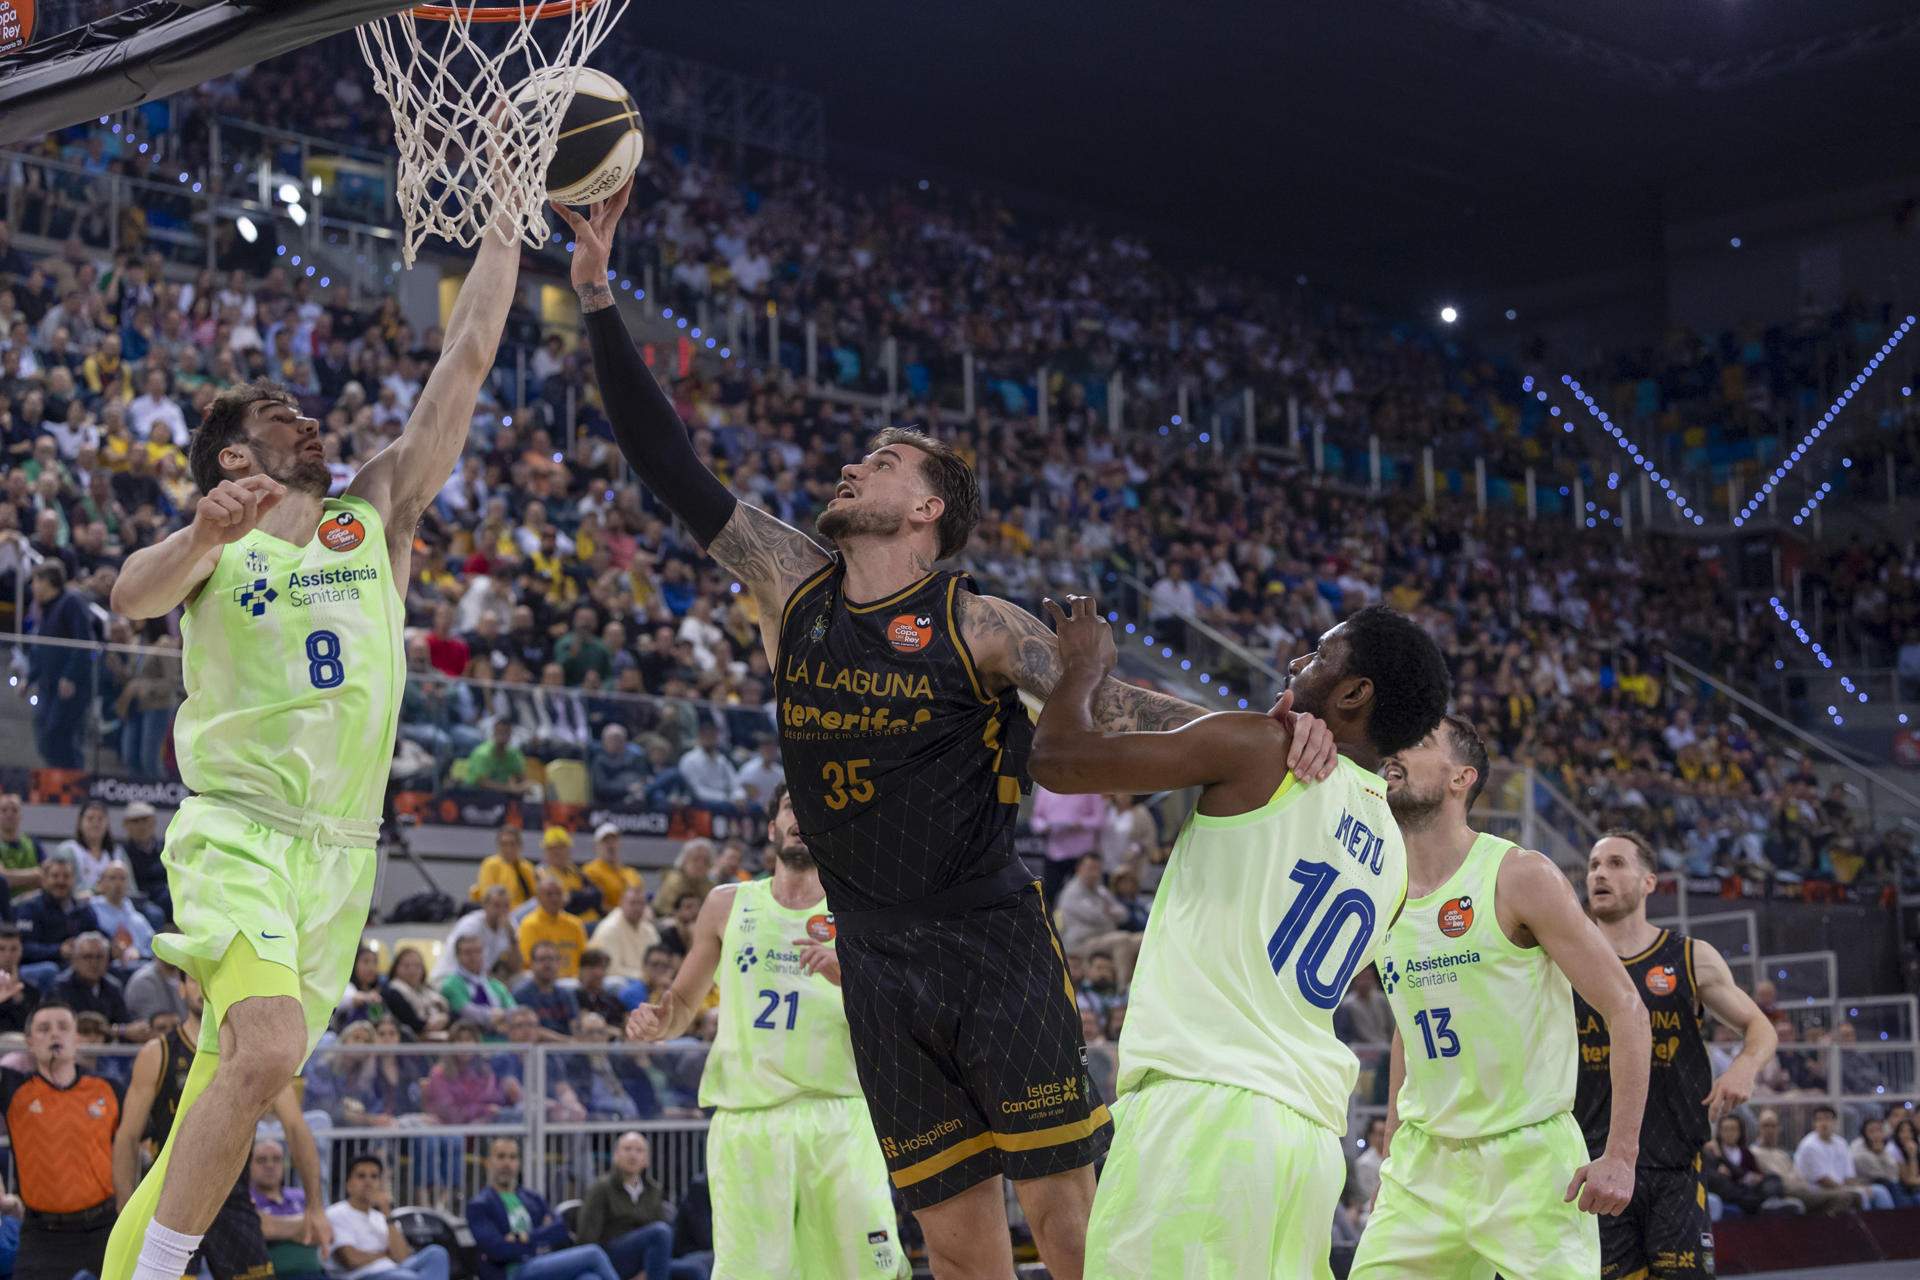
[131,1220,204,1280]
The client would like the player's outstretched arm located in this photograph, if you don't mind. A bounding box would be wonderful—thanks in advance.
[348,225,521,570]
[272,1079,333,1253]
[110,1035,164,1209]
[1694,938,1777,1124]
[1501,849,1650,1216]
[625,884,735,1043]
[1029,595,1330,800]
[110,474,285,618]
[556,183,828,655]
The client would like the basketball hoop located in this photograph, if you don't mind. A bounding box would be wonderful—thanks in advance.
[357,0,630,265]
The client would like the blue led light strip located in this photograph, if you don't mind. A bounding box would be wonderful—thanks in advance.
[1768,596,1878,727]
[1736,317,1914,526]
[1553,375,1705,527]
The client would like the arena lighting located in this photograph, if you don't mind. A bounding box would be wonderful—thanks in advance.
[278,182,302,204]
[235,216,258,244]
[1768,597,1871,725]
[1505,309,1518,321]
[1791,466,1849,526]
[287,204,308,228]
[1736,316,1914,524]
[1439,306,1459,325]
[311,176,323,197]
[1558,374,1704,525]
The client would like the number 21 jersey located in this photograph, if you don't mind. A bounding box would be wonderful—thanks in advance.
[1118,756,1407,1133]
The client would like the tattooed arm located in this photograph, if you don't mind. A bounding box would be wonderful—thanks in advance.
[707,504,833,664]
[956,591,1203,732]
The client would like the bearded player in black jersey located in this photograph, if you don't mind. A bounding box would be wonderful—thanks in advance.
[556,189,1337,1278]
[1575,831,1778,1280]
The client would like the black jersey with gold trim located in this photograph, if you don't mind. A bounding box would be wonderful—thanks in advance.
[1575,928,1712,1169]
[773,560,1032,914]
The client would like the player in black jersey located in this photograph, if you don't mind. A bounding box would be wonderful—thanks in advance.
[1575,831,1778,1280]
[112,972,330,1279]
[557,187,1338,1278]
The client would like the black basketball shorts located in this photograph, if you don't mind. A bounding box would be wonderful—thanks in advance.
[1601,1163,1714,1279]
[193,1177,274,1280]
[835,882,1111,1213]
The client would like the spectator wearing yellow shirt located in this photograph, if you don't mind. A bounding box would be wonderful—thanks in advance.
[80,332,133,402]
[537,825,602,923]
[470,826,540,907]
[581,823,644,916]
[517,874,588,977]
[141,420,187,475]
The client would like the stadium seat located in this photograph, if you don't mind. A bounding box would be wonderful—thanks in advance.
[544,759,590,807]
[394,1206,478,1278]
[556,1198,582,1236]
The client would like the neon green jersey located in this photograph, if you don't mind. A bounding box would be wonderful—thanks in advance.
[1377,831,1576,1140]
[699,877,863,1111]
[175,497,404,824]
[1116,756,1408,1134]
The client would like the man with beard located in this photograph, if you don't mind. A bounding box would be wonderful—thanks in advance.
[625,785,905,1279]
[1575,831,1774,1280]
[559,186,1352,1277]
[104,211,521,1280]
[1351,716,1652,1280]
[1028,597,1443,1280]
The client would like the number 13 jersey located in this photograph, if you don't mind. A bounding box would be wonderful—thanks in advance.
[176,495,403,824]
[1118,756,1407,1133]
[1377,831,1576,1140]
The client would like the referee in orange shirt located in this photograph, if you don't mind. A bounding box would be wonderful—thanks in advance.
[2,1000,123,1279]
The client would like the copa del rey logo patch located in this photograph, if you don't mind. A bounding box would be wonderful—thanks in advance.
[319,511,366,552]
[1437,896,1474,939]
[1645,965,1678,997]
[805,913,836,943]
[887,613,933,653]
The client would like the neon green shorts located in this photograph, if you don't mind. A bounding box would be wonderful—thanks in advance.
[1086,1074,1346,1280]
[706,1096,906,1280]
[153,795,378,1061]
[1349,1111,1600,1280]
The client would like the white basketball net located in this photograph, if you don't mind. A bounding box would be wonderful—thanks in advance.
[357,0,630,265]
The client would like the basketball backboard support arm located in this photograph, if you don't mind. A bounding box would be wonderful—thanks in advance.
[0,0,417,146]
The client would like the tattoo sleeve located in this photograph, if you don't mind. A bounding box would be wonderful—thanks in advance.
[707,503,832,608]
[575,281,614,312]
[961,594,1204,732]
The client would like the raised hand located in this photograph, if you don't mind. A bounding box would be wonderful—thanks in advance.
[189,475,285,549]
[1042,594,1117,679]
[551,176,636,290]
[1269,688,1338,782]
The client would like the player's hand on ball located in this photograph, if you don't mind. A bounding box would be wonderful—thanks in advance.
[550,176,635,289]
[1566,1153,1634,1215]
[191,475,285,547]
[625,1003,667,1041]
[1269,688,1338,782]
[795,939,841,986]
[1042,594,1116,677]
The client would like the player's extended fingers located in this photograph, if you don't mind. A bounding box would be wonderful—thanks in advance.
[1071,593,1097,619]
[1564,1165,1586,1203]
[596,176,635,230]
[549,200,590,235]
[1042,597,1067,629]
[1268,687,1294,723]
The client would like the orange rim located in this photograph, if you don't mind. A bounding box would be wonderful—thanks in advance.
[411,0,604,21]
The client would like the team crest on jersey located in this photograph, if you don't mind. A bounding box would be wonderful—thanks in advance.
[887,613,934,653]
[233,577,277,617]
[1644,964,1677,997]
[245,548,270,575]
[808,611,829,645]
[805,913,835,943]
[867,1230,895,1271]
[319,511,365,552]
[1437,896,1474,938]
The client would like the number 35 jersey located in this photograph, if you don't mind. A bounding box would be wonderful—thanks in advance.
[1118,756,1407,1134]
[176,496,404,824]
[1377,832,1576,1141]
[773,561,1031,914]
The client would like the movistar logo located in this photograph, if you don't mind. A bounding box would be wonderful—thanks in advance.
[234,578,277,617]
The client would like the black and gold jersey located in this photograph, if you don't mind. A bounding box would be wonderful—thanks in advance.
[1575,928,1712,1169]
[774,560,1032,915]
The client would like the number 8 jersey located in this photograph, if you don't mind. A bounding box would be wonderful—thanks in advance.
[1117,755,1407,1134]
[176,496,404,824]
[1376,832,1576,1140]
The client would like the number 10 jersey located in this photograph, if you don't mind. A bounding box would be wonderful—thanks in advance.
[1117,755,1408,1134]
[176,495,403,824]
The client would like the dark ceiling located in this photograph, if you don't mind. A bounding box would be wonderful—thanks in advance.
[627,0,1920,310]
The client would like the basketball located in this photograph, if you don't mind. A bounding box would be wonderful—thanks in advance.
[513,65,644,206]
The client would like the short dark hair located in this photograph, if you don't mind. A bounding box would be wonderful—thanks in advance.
[28,1000,74,1030]
[0,923,20,941]
[1439,714,1490,811]
[346,1154,385,1177]
[767,782,789,825]
[579,947,609,971]
[643,944,675,965]
[1338,605,1452,757]
[871,427,979,560]
[189,378,296,494]
[1598,829,1659,876]
[30,561,66,593]
[1813,1104,1838,1121]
